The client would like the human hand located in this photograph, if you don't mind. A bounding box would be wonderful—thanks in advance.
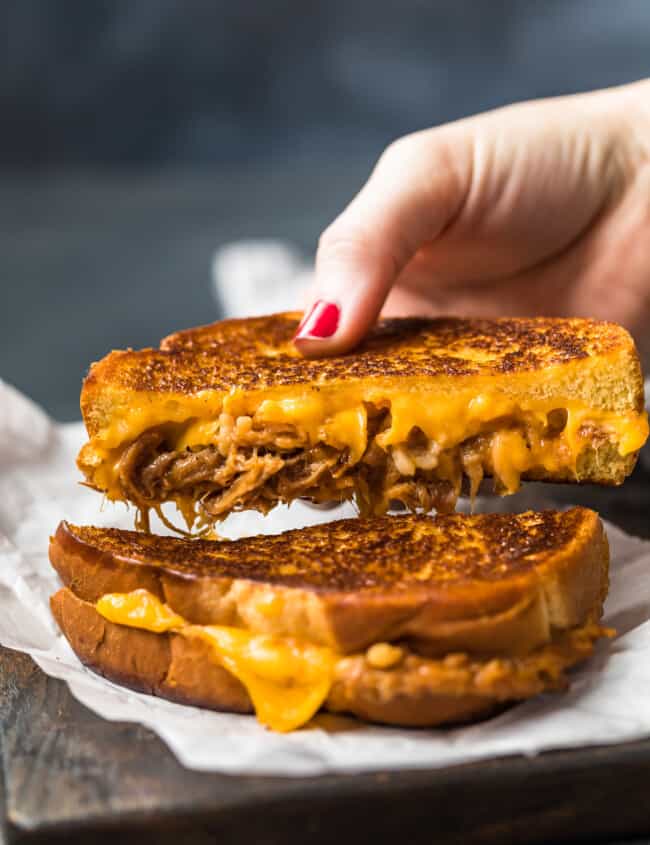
[294,79,650,357]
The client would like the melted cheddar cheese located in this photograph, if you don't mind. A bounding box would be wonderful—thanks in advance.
[96,590,336,732]
[82,384,649,502]
[97,588,186,631]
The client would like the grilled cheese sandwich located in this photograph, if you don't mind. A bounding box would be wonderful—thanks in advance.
[50,510,611,731]
[77,314,648,530]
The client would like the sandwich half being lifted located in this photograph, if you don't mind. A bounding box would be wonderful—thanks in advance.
[50,507,611,732]
[77,314,648,531]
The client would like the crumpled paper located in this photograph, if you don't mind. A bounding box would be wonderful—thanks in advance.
[1,378,650,775]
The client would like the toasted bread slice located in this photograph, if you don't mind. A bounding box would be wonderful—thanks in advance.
[77,314,647,528]
[50,508,608,656]
[51,586,605,728]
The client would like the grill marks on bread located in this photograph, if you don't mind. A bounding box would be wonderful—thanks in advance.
[85,314,629,398]
[53,509,595,592]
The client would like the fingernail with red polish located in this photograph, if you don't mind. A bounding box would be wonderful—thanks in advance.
[294,300,340,341]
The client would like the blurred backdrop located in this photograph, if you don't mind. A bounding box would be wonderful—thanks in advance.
[2,0,650,419]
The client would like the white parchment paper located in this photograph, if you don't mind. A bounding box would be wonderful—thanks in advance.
[1,378,650,775]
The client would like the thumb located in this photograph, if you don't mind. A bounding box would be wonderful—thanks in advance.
[293,129,471,355]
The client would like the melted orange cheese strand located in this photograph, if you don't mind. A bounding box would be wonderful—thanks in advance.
[97,588,186,632]
[96,590,336,732]
[84,385,649,502]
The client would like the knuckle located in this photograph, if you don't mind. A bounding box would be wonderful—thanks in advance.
[377,132,422,170]
[316,223,340,253]
[317,222,371,264]
[318,222,400,285]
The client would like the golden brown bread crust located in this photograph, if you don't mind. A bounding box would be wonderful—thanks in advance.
[49,508,608,655]
[51,587,608,728]
[526,443,638,486]
[89,314,637,398]
[81,314,645,439]
[51,509,597,590]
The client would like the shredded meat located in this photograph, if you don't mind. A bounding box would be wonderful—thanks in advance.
[201,453,285,517]
[118,431,164,502]
[460,440,487,500]
[115,408,526,529]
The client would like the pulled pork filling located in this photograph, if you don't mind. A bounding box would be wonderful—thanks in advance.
[116,404,569,529]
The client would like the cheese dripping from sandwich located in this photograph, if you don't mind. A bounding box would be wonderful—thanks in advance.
[96,589,337,733]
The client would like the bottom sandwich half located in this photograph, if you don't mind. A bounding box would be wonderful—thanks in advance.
[49,509,612,732]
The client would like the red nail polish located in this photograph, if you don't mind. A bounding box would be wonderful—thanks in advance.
[294,300,340,340]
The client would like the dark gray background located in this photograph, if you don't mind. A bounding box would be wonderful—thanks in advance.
[1,0,650,420]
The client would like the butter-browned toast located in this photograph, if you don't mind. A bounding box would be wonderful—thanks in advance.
[50,509,611,730]
[78,314,647,529]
